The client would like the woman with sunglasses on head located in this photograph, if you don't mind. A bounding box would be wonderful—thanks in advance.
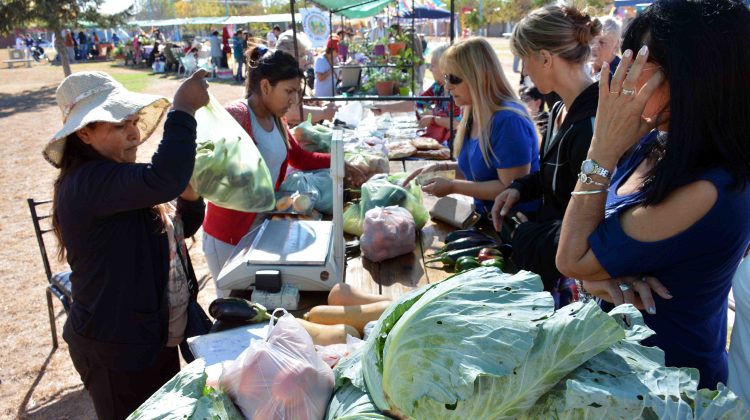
[403,37,538,218]
[490,5,601,296]
[556,0,750,389]
[202,45,365,296]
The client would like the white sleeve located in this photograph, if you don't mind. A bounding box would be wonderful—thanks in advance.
[314,56,329,73]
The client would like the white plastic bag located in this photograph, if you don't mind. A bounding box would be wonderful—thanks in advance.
[219,312,334,420]
[360,206,417,262]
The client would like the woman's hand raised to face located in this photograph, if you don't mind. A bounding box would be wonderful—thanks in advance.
[172,69,211,116]
[589,46,665,164]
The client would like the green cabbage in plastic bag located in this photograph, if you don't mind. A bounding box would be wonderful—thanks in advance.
[191,94,275,212]
[280,169,333,214]
[343,173,428,236]
[292,113,332,153]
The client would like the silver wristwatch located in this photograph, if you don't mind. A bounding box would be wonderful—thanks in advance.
[580,159,612,180]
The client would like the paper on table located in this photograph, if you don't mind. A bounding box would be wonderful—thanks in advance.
[187,322,270,367]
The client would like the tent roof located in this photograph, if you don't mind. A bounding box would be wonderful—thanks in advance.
[400,6,451,19]
[129,13,301,27]
[313,0,394,19]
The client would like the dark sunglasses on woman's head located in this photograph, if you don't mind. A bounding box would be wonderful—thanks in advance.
[444,74,463,85]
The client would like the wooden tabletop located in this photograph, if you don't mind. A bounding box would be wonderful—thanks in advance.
[342,160,456,300]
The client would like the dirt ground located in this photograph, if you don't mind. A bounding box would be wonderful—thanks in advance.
[0,39,518,419]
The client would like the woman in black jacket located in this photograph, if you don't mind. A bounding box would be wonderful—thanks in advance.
[45,70,209,419]
[491,5,601,297]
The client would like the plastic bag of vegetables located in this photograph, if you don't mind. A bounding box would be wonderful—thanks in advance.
[343,173,429,236]
[192,94,275,212]
[344,147,389,188]
[292,113,332,153]
[360,206,416,262]
[220,312,334,420]
[280,169,333,214]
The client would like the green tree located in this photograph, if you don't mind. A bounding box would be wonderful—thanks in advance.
[0,0,132,76]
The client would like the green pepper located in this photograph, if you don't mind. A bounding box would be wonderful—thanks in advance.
[455,256,480,272]
[480,257,505,271]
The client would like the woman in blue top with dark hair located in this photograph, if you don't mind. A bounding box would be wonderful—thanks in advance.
[556,0,750,389]
[403,37,538,216]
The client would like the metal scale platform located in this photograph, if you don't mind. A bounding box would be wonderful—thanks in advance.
[215,131,346,292]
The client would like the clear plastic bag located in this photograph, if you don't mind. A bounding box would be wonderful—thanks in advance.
[192,93,275,212]
[360,206,417,262]
[344,147,389,189]
[280,169,334,215]
[343,173,429,236]
[292,113,332,153]
[219,312,334,420]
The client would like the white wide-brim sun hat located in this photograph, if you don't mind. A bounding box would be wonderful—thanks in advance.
[44,71,171,168]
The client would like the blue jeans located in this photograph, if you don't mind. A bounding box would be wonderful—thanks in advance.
[235,58,244,80]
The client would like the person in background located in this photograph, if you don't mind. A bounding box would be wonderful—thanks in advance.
[275,30,338,125]
[202,47,365,296]
[111,32,120,47]
[15,33,25,53]
[491,5,601,299]
[403,38,539,218]
[48,69,209,419]
[590,17,622,80]
[519,85,549,143]
[313,37,338,98]
[371,44,461,144]
[369,18,387,42]
[267,25,281,48]
[77,31,87,60]
[209,30,222,71]
[556,0,750,390]
[232,29,245,82]
[64,30,76,63]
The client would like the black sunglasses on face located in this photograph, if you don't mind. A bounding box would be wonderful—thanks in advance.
[444,73,463,85]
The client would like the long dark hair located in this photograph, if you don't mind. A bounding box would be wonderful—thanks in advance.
[51,129,168,261]
[622,0,750,205]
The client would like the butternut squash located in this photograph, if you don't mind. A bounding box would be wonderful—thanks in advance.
[303,300,392,334]
[295,318,360,346]
[327,283,392,306]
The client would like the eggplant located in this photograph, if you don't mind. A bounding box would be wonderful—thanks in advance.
[431,236,497,255]
[208,297,271,324]
[444,229,492,243]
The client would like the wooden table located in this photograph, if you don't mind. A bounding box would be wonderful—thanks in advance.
[341,160,455,300]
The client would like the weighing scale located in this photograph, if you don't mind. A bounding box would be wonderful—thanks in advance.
[216,131,346,292]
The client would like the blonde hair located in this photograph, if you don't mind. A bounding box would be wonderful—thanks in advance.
[430,43,449,63]
[440,37,530,165]
[511,5,601,64]
[276,30,312,56]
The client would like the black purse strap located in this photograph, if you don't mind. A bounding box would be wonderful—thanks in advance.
[173,228,199,300]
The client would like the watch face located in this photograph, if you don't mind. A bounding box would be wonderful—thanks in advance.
[582,160,595,173]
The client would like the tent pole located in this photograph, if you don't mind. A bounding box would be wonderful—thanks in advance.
[411,0,416,95]
[291,0,304,119]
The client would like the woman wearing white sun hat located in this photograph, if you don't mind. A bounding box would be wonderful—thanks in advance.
[46,69,209,419]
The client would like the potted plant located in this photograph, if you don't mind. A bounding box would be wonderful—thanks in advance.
[373,70,400,96]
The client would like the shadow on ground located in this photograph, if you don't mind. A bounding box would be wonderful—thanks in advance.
[16,348,95,419]
[20,388,95,420]
[0,86,57,119]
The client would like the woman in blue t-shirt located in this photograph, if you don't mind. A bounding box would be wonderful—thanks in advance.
[404,37,539,216]
[556,0,750,389]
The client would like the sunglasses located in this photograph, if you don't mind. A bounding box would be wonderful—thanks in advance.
[444,74,463,85]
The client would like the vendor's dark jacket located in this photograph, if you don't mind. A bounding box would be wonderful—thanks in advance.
[59,111,205,371]
[508,83,598,290]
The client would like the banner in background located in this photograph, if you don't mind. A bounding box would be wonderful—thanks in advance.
[301,7,329,49]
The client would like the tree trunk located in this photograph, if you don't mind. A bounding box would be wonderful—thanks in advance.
[54,27,72,77]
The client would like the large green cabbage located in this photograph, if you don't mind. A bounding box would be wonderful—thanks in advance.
[128,359,243,420]
[326,267,748,419]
